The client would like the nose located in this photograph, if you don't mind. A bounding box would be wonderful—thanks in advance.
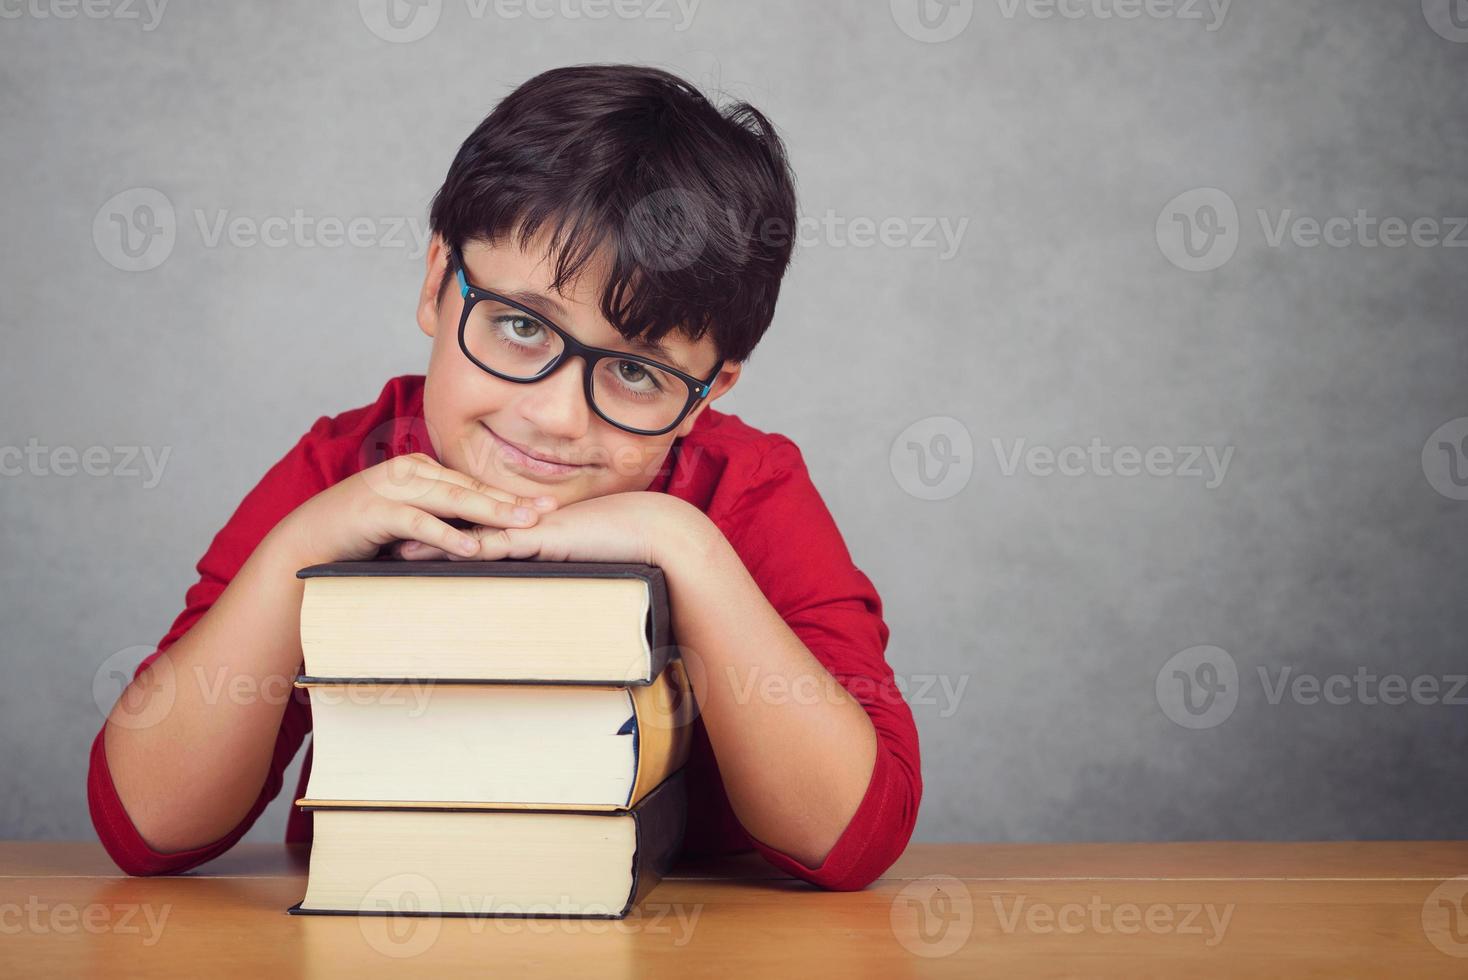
[516,354,593,442]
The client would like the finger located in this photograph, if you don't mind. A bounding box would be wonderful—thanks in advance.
[397,540,450,561]
[410,458,559,512]
[389,505,481,557]
[451,524,544,562]
[395,476,547,530]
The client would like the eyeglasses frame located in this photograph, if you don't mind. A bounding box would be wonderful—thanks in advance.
[450,245,724,437]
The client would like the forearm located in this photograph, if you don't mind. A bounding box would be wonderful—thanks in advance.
[103,523,311,853]
[659,522,878,868]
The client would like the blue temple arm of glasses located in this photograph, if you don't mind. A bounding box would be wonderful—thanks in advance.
[457,265,469,298]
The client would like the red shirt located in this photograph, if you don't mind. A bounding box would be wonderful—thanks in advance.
[87,375,921,890]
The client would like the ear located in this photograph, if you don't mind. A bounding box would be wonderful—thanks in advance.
[674,361,741,438]
[417,234,451,340]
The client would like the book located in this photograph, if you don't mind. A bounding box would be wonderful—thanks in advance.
[288,770,686,919]
[295,659,692,810]
[296,560,672,685]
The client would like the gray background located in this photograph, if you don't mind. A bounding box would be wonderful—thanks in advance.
[2,0,1465,847]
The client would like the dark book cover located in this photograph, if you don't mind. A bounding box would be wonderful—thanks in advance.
[295,559,673,686]
[287,769,687,920]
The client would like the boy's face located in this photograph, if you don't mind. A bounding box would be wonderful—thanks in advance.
[415,231,739,508]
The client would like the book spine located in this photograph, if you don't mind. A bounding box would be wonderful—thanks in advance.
[621,770,688,915]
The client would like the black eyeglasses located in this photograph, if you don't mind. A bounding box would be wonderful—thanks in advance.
[450,245,723,437]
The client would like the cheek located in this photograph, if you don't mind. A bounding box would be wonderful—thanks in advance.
[427,339,510,417]
[423,359,506,471]
[594,437,673,492]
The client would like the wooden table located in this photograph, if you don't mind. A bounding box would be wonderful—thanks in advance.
[3,841,1467,977]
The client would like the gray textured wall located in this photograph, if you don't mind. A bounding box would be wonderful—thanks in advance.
[2,0,1465,847]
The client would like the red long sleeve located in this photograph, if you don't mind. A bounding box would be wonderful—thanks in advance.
[710,436,922,890]
[86,395,352,875]
[87,375,922,888]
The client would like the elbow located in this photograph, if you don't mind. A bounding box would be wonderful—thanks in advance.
[89,802,216,878]
[758,777,922,893]
[100,841,173,878]
[809,755,923,892]
[87,726,215,877]
[804,821,917,892]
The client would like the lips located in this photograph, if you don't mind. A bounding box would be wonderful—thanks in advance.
[481,424,586,477]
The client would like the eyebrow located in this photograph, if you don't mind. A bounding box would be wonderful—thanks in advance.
[495,287,692,374]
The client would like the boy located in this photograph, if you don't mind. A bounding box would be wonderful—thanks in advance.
[89,64,921,891]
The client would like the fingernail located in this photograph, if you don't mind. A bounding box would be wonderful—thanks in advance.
[513,507,535,522]
[456,534,479,554]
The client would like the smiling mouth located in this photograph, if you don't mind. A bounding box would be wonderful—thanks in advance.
[481,424,587,477]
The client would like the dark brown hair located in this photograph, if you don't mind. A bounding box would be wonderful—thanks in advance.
[428,64,798,364]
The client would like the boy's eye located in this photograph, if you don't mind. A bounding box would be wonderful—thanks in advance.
[611,359,664,393]
[499,316,548,342]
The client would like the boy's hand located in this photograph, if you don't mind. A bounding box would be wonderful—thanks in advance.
[275,452,558,566]
[397,491,713,568]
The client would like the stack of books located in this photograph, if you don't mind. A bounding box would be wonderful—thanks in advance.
[286,560,692,920]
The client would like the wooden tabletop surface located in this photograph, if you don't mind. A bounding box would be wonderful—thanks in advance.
[4,841,1468,977]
